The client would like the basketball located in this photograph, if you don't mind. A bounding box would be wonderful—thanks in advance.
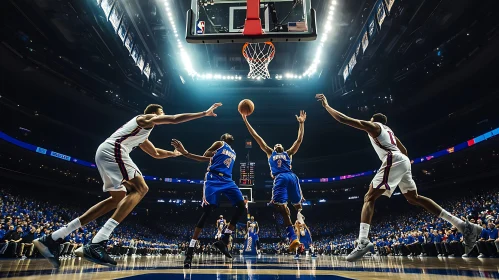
[238,99,254,116]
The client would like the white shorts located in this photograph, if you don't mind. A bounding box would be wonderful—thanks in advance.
[95,142,142,193]
[371,152,417,198]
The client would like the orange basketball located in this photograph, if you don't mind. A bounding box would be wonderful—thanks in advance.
[238,99,254,116]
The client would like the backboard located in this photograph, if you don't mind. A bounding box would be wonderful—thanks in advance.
[186,0,317,44]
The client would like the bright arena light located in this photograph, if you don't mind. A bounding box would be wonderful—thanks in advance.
[303,0,337,78]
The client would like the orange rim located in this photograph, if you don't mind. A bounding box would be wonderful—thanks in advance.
[242,42,276,62]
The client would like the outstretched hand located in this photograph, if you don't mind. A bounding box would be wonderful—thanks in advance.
[171,139,188,155]
[315,93,329,108]
[296,110,307,123]
[205,103,222,117]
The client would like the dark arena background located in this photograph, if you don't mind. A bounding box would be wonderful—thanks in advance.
[1,0,499,279]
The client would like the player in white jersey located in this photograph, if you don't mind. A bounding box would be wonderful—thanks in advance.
[215,215,226,239]
[33,103,222,268]
[315,94,483,262]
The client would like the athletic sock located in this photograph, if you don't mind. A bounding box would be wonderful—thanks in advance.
[438,210,464,232]
[92,218,119,244]
[359,223,370,240]
[189,239,197,248]
[52,218,81,241]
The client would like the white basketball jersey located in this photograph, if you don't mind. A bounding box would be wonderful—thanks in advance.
[104,116,153,156]
[369,122,400,160]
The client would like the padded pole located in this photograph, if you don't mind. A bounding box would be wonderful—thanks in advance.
[243,0,263,35]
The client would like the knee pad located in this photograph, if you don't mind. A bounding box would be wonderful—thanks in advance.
[196,205,215,228]
[229,200,246,225]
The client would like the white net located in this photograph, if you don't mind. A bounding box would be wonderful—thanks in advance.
[242,42,275,79]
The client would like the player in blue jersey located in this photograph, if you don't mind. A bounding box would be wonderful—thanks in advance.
[294,220,316,259]
[241,110,306,252]
[171,135,246,268]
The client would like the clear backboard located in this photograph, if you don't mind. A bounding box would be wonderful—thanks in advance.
[186,0,317,44]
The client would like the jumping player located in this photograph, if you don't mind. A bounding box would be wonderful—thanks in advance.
[215,215,226,240]
[294,221,316,259]
[171,137,246,268]
[315,93,483,262]
[241,111,306,253]
[33,103,222,268]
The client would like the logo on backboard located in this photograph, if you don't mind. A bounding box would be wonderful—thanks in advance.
[196,21,205,34]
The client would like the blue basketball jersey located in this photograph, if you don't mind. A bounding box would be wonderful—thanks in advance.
[268,151,292,176]
[208,142,236,178]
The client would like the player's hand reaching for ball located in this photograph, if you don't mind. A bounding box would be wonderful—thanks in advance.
[315,93,329,107]
[171,139,188,155]
[204,103,222,117]
[296,110,306,123]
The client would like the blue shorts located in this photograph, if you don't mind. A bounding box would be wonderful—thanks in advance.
[203,172,244,207]
[300,233,312,249]
[272,172,303,205]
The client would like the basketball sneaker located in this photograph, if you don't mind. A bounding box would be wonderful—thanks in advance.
[311,253,318,258]
[463,220,483,254]
[75,240,117,266]
[346,238,374,262]
[213,233,232,258]
[294,253,300,260]
[33,234,63,268]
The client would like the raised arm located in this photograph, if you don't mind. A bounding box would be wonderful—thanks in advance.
[241,115,273,156]
[315,94,380,137]
[137,103,222,127]
[395,137,408,157]
[287,110,306,156]
[171,139,216,162]
[139,139,182,159]
[203,141,224,157]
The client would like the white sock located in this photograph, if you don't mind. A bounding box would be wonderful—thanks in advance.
[189,239,197,248]
[359,223,370,240]
[92,219,119,243]
[439,210,464,231]
[52,218,81,241]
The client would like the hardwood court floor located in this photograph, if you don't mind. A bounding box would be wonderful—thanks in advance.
[0,254,498,280]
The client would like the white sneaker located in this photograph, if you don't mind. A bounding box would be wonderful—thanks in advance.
[346,238,374,262]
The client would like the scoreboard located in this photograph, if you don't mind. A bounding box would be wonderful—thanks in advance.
[239,162,255,186]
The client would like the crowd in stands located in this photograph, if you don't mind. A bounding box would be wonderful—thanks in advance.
[0,190,183,259]
[1,186,498,259]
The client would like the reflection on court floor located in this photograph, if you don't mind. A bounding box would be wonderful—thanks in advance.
[0,255,497,280]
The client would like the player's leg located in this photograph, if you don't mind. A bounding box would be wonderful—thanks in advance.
[33,161,125,268]
[273,174,301,252]
[76,173,149,266]
[401,174,482,255]
[213,183,245,258]
[347,156,395,262]
[290,173,305,223]
[184,203,215,268]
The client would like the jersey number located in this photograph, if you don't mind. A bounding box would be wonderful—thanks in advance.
[387,131,396,145]
[224,158,232,168]
[277,159,282,167]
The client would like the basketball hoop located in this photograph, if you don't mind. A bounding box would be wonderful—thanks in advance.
[242,42,275,79]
